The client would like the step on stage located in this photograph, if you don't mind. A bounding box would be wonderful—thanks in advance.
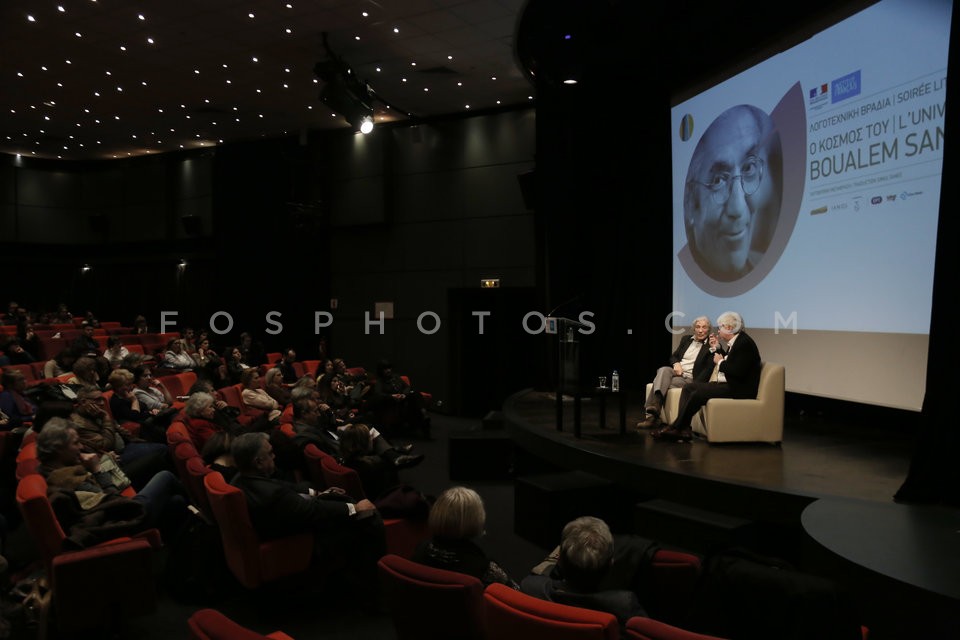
[502,388,960,640]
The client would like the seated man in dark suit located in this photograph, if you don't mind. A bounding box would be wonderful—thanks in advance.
[636,315,714,430]
[229,432,386,596]
[521,516,654,630]
[653,310,762,443]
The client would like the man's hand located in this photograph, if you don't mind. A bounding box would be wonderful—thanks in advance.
[355,499,376,512]
[80,452,101,472]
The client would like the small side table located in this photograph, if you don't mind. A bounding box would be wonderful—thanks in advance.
[593,387,627,436]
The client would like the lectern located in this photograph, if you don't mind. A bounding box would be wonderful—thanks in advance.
[547,316,588,437]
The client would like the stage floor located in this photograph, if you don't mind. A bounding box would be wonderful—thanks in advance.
[504,389,914,505]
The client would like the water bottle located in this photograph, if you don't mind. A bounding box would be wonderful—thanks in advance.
[611,370,620,392]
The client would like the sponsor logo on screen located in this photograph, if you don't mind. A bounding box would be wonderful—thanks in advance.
[808,83,829,109]
[831,70,861,104]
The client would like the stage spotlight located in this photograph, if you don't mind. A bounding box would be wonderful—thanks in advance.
[315,32,378,133]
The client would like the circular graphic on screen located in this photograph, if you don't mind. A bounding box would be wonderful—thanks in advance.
[678,85,805,297]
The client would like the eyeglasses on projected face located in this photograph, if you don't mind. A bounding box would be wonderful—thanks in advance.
[689,155,764,206]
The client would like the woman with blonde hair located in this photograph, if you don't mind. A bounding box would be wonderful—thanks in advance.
[412,486,518,588]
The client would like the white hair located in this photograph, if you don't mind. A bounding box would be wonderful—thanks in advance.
[716,311,743,334]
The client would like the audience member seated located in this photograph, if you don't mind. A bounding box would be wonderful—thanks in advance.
[193,337,223,383]
[53,303,73,325]
[338,422,425,501]
[132,366,175,414]
[37,418,188,545]
[521,516,650,630]
[43,346,79,380]
[239,369,281,423]
[263,367,292,407]
[181,327,198,357]
[200,430,238,482]
[66,356,103,389]
[371,359,431,438]
[103,336,131,369]
[19,399,75,449]
[70,386,171,491]
[108,368,172,443]
[132,315,150,335]
[187,380,248,433]
[0,369,37,430]
[0,337,35,365]
[230,432,386,598]
[276,348,299,384]
[82,310,101,329]
[315,358,335,385]
[290,399,419,472]
[412,486,519,589]
[316,369,353,422]
[18,321,42,361]
[238,332,265,368]
[71,321,101,358]
[162,338,197,373]
[225,346,249,386]
[181,392,227,451]
[3,301,19,326]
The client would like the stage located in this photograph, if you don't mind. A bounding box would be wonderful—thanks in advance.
[502,388,960,639]
[503,388,913,520]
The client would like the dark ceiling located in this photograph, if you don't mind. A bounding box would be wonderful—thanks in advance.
[1,0,867,162]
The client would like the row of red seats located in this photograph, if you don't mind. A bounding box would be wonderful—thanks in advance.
[165,397,429,591]
[379,551,714,640]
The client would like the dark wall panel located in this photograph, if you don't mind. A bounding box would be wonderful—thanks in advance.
[17,170,79,207]
[81,169,124,208]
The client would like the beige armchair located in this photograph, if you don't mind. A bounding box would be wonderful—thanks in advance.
[691,362,785,444]
[644,382,684,425]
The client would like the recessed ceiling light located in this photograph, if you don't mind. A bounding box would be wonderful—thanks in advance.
[138,14,145,20]
[252,56,258,62]
[27,15,35,22]
[17,72,23,77]
[41,66,47,71]
[120,45,126,51]
[248,12,255,18]
[75,32,82,37]
[285,28,292,34]
[393,27,399,34]
[354,36,360,41]
[147,37,154,44]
